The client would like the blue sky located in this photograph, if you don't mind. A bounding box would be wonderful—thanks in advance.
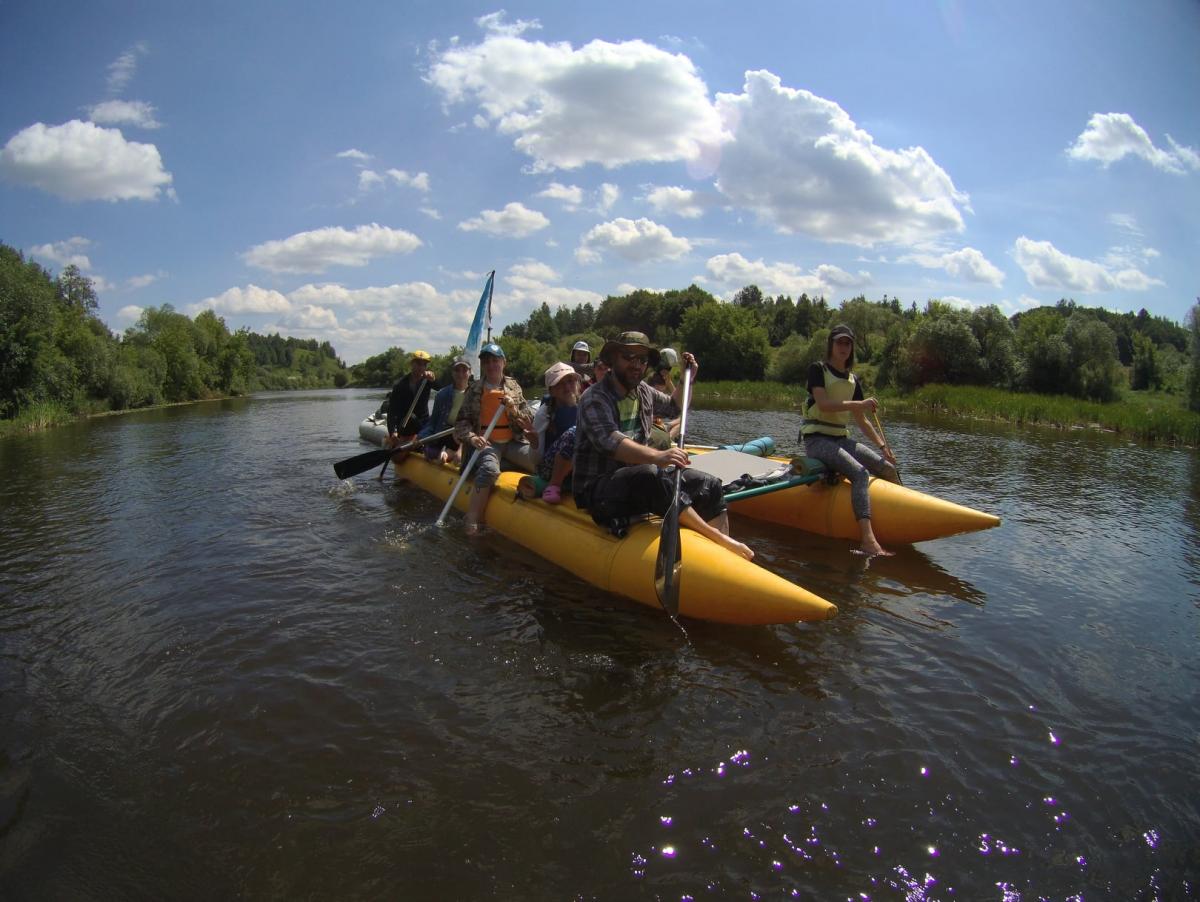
[2,1,1197,364]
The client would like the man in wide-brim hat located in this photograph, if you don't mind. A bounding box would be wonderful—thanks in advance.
[572,331,753,560]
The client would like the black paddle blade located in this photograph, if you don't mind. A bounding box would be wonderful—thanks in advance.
[333,446,396,480]
[654,503,683,616]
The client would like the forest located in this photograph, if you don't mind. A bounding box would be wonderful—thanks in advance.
[5,237,1198,436]
[355,282,1200,413]
[0,242,348,430]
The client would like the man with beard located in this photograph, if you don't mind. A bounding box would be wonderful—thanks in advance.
[573,331,753,561]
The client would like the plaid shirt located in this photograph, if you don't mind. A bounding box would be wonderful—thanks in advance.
[573,373,679,508]
[452,376,532,445]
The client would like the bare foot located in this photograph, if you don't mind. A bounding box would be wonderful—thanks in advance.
[855,544,894,558]
[464,520,484,537]
[713,532,755,561]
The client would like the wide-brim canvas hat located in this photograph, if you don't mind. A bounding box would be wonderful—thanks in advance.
[599,331,660,368]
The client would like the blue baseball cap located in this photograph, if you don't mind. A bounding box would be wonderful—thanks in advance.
[480,342,505,359]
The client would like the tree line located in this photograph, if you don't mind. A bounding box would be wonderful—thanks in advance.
[418,284,1199,412]
[7,232,1198,429]
[0,242,350,427]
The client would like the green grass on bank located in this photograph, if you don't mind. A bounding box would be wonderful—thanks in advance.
[0,402,77,437]
[691,380,1200,447]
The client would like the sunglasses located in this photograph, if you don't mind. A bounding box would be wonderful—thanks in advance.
[619,351,649,364]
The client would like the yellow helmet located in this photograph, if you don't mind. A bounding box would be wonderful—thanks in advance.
[410,350,431,362]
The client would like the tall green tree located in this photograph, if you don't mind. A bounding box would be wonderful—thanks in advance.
[1130,331,1162,391]
[970,305,1016,388]
[1064,312,1121,402]
[897,307,983,388]
[1015,308,1072,394]
[680,303,770,381]
[0,246,60,416]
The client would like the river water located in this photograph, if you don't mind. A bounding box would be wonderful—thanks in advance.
[1,388,1196,899]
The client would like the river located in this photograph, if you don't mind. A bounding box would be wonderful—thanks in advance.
[1,388,1197,899]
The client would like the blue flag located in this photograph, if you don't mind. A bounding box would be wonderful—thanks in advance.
[463,270,493,375]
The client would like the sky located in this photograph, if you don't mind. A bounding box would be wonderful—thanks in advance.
[1,1,1197,365]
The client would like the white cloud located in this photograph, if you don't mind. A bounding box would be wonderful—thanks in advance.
[1013,236,1164,293]
[337,148,373,163]
[87,100,161,129]
[427,31,725,171]
[935,295,978,310]
[1067,112,1200,174]
[386,169,431,191]
[126,272,164,290]
[261,278,502,364]
[106,43,147,94]
[30,236,93,270]
[189,284,293,316]
[576,217,691,264]
[476,10,542,38]
[0,120,173,202]
[286,304,339,330]
[644,185,708,219]
[614,281,671,296]
[703,252,870,299]
[420,207,442,220]
[289,281,440,310]
[899,246,1004,286]
[538,181,584,209]
[358,169,384,191]
[713,70,968,247]
[595,182,620,214]
[500,260,605,323]
[458,201,550,237]
[242,223,423,273]
[117,304,144,322]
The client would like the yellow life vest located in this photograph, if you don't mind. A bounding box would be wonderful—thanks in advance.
[801,364,857,438]
[479,388,513,442]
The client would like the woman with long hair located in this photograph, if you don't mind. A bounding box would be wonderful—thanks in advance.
[800,325,900,556]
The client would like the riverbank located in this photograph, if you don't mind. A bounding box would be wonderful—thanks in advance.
[690,380,1200,447]
[0,396,235,438]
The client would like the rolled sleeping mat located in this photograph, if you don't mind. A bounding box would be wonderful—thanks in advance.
[719,435,775,457]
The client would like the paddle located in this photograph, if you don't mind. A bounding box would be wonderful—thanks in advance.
[654,365,693,617]
[870,409,902,485]
[379,378,429,479]
[434,401,506,528]
[333,428,454,480]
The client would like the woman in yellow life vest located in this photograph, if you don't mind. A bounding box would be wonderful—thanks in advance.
[801,324,900,557]
[452,343,537,536]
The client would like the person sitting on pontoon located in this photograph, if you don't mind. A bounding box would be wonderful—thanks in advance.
[569,339,596,386]
[573,331,753,560]
[453,343,537,536]
[385,350,438,456]
[800,324,900,557]
[528,362,581,504]
[419,355,473,464]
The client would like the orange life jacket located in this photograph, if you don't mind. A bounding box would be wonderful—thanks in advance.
[479,388,513,442]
